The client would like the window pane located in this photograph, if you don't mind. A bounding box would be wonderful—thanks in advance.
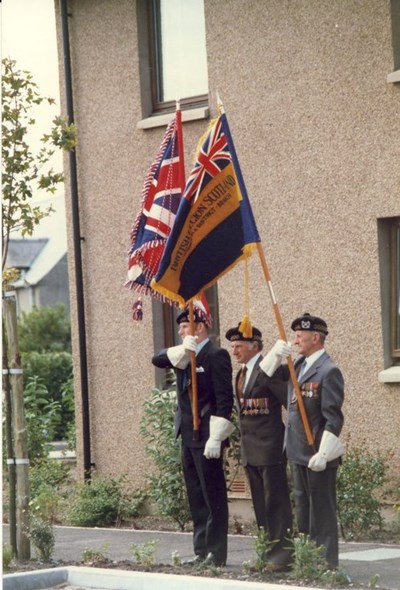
[159,0,208,102]
[396,224,400,350]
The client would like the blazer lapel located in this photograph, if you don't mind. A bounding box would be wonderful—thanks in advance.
[299,352,329,383]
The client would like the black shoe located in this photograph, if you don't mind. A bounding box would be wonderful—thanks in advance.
[202,552,226,567]
[184,554,206,566]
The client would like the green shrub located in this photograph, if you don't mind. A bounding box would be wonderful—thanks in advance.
[337,446,387,540]
[23,353,74,440]
[291,533,328,581]
[18,304,71,353]
[23,376,62,462]
[2,543,13,569]
[29,459,71,523]
[29,517,55,560]
[140,385,191,531]
[130,540,157,566]
[81,544,110,564]
[67,473,130,527]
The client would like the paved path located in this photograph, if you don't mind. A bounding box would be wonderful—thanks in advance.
[3,525,400,589]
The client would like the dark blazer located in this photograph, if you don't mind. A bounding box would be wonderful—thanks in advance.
[282,352,344,466]
[238,356,287,467]
[152,340,233,448]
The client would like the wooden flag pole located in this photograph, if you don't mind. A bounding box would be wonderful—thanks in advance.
[256,242,315,449]
[188,301,200,440]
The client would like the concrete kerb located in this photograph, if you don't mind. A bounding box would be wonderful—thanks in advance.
[3,566,328,590]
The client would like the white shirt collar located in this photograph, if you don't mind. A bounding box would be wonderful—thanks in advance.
[302,348,325,371]
[196,337,209,355]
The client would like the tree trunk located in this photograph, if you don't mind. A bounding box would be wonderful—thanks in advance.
[2,320,17,557]
[3,290,30,559]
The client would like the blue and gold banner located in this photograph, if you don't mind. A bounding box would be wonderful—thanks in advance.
[152,113,260,306]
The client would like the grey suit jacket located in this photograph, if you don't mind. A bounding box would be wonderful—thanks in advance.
[282,352,344,467]
[237,356,287,467]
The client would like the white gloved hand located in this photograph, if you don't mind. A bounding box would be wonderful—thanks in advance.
[167,345,190,369]
[259,339,292,377]
[182,335,197,353]
[308,430,344,472]
[204,416,235,459]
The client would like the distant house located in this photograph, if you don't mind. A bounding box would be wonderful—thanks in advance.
[5,195,70,315]
[6,239,70,315]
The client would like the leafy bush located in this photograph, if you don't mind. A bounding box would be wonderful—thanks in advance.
[140,385,191,531]
[337,445,387,540]
[23,353,74,440]
[29,458,70,523]
[291,533,328,580]
[67,473,139,527]
[29,517,55,560]
[23,376,64,462]
[2,544,13,569]
[18,304,71,353]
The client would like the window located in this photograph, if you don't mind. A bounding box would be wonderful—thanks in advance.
[391,0,400,71]
[378,217,400,375]
[389,218,400,359]
[138,0,208,117]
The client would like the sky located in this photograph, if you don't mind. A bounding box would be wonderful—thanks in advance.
[2,0,65,235]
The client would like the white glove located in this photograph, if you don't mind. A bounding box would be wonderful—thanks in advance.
[182,335,197,353]
[259,339,292,377]
[166,336,198,369]
[166,345,190,369]
[204,416,235,459]
[308,430,344,472]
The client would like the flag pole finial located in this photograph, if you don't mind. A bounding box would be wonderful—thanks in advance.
[216,91,225,114]
[176,98,181,111]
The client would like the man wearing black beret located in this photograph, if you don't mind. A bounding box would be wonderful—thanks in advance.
[225,323,293,571]
[152,303,234,567]
[260,313,344,569]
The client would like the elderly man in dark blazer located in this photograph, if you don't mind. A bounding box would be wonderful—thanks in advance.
[225,323,293,571]
[260,313,344,569]
[152,305,234,567]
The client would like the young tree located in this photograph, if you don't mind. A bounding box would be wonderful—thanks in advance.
[2,57,77,559]
[2,57,77,269]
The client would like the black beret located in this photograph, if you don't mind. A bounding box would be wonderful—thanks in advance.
[225,324,263,343]
[176,308,209,325]
[291,313,328,335]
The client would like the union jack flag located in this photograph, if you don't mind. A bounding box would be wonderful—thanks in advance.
[183,117,231,203]
[126,109,184,302]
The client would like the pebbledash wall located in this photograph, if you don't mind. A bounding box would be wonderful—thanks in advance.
[55,0,400,497]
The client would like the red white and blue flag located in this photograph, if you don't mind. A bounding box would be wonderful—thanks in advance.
[126,108,185,307]
[151,111,260,306]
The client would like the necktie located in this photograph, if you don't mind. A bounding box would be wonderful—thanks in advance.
[237,365,247,401]
[298,360,307,380]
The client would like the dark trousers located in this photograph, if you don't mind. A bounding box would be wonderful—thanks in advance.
[290,462,339,568]
[182,445,229,563]
[246,462,293,566]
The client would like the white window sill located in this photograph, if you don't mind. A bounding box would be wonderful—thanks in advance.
[387,69,400,83]
[137,106,209,130]
[378,366,400,383]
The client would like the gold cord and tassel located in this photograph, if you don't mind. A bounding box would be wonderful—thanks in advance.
[238,257,253,338]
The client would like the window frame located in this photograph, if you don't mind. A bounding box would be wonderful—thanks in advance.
[390,217,400,359]
[145,0,209,116]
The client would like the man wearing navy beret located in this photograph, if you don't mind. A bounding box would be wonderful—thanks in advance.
[260,313,344,569]
[152,303,234,567]
[226,323,293,571]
